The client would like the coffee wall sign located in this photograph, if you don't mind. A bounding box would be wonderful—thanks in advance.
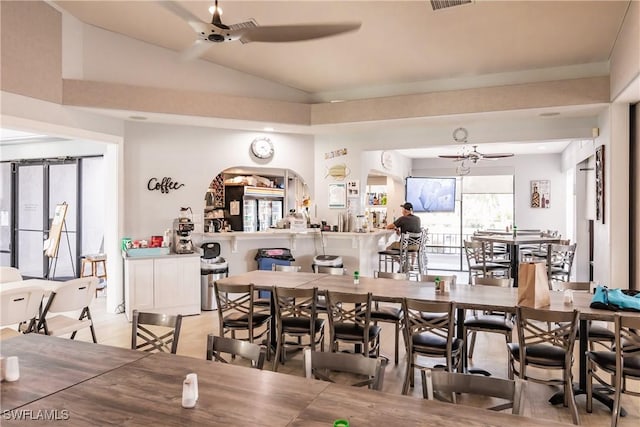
[148,177,185,194]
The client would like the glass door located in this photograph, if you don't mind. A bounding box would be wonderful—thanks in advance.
[15,160,78,279]
[0,163,12,266]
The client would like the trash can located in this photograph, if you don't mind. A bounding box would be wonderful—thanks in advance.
[255,248,295,270]
[255,248,295,298]
[201,268,227,311]
[200,242,228,311]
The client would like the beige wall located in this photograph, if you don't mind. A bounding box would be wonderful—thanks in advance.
[610,0,640,101]
[0,1,62,103]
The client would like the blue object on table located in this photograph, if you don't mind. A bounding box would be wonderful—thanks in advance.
[590,285,640,312]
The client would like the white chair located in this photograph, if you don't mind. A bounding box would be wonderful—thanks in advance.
[0,267,23,283]
[37,277,98,343]
[1,286,45,333]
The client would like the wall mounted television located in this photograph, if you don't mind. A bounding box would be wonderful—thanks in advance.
[405,177,457,213]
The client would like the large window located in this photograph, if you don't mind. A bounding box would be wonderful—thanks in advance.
[415,175,514,272]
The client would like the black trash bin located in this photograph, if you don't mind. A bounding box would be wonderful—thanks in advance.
[200,242,228,311]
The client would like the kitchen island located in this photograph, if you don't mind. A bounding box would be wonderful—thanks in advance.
[196,229,395,277]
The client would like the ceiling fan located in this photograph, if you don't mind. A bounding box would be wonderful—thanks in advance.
[160,0,362,59]
[438,145,514,163]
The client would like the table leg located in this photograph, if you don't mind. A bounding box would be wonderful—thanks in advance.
[548,319,626,416]
[511,244,520,288]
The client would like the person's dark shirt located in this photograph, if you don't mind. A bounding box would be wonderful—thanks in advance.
[393,214,421,233]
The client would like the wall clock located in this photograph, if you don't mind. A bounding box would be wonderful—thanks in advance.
[381,151,393,170]
[250,137,274,160]
[452,127,468,143]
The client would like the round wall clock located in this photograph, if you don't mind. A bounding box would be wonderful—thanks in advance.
[250,137,274,160]
[381,151,393,170]
[452,127,468,143]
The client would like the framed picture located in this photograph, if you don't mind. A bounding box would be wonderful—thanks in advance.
[328,183,346,209]
[596,145,605,223]
[530,180,550,208]
[347,180,360,198]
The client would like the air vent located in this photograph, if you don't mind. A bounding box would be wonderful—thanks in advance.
[430,0,473,11]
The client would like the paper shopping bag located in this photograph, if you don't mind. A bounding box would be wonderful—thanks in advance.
[517,262,550,308]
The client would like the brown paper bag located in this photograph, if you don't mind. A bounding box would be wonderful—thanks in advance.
[517,262,550,308]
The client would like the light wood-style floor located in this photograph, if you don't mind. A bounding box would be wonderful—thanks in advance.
[71,296,639,426]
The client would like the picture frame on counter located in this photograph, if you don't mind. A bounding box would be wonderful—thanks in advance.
[328,183,346,209]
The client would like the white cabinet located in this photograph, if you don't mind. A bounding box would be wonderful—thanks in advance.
[124,254,200,320]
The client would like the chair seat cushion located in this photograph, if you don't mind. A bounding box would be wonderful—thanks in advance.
[282,317,325,333]
[371,306,402,321]
[334,323,381,341]
[464,315,513,332]
[586,351,640,377]
[223,312,270,328]
[412,332,463,353]
[508,343,567,367]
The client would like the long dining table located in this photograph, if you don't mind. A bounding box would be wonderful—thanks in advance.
[216,270,640,414]
[0,333,573,426]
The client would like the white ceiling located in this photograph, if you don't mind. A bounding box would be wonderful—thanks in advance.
[5,1,631,157]
[53,0,629,100]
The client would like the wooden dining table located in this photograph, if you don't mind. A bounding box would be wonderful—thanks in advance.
[216,270,640,414]
[0,333,572,427]
[471,234,562,287]
[0,333,150,412]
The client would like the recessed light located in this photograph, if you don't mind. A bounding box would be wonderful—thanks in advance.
[537,145,547,150]
[263,127,274,132]
[129,115,147,121]
[330,99,345,103]
[539,112,560,117]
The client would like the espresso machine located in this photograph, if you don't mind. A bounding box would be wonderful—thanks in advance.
[173,207,195,254]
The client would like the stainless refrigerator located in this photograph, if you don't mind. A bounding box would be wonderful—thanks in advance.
[225,186,284,232]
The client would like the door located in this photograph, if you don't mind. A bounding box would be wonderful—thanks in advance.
[0,163,13,266]
[14,160,78,279]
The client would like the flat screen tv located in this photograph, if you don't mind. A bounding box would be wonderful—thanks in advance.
[405,177,456,213]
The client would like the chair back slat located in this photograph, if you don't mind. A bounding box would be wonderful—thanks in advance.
[131,310,183,354]
[206,334,266,369]
[303,349,385,390]
[423,369,526,415]
[272,264,301,272]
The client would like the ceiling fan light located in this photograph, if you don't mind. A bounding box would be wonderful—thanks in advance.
[209,5,222,16]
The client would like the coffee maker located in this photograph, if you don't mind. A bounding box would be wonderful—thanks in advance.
[173,207,195,254]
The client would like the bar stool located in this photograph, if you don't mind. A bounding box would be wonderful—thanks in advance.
[80,254,107,296]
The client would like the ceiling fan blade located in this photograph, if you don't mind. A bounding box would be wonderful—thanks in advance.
[240,22,361,43]
[481,153,515,159]
[158,0,203,26]
[438,155,466,162]
[179,39,213,61]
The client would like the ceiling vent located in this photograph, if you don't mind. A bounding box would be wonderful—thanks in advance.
[430,0,473,11]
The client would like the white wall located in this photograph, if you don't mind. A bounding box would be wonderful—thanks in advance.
[412,153,566,236]
[123,122,315,238]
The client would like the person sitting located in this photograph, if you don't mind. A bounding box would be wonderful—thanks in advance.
[386,202,421,250]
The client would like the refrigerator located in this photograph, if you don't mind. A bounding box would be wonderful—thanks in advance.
[225,186,284,232]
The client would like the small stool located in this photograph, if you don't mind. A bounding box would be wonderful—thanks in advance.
[81,254,107,296]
